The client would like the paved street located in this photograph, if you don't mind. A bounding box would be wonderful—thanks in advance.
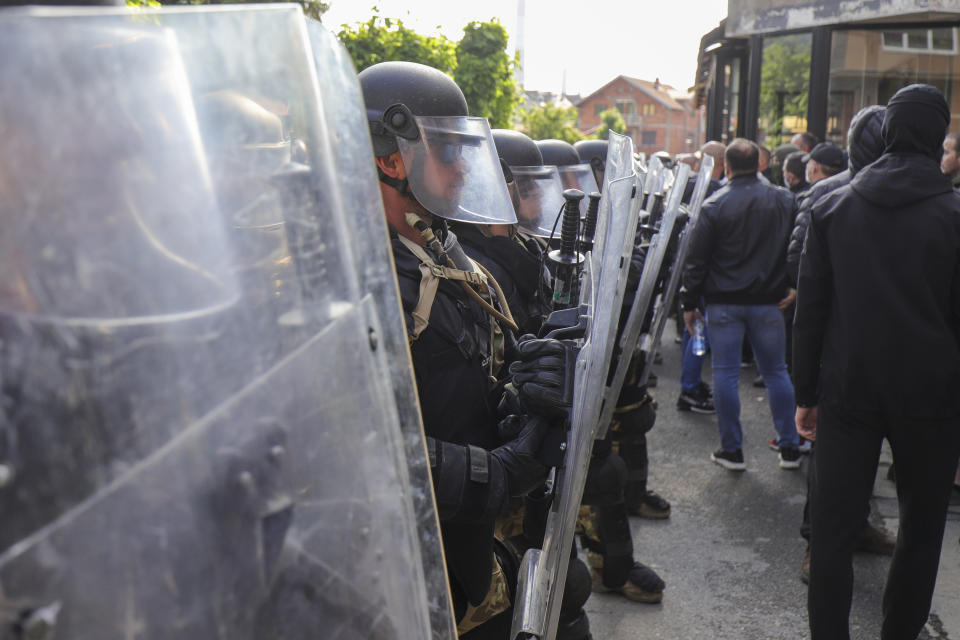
[583,322,960,639]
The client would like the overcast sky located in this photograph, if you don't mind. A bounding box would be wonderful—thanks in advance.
[322,0,729,97]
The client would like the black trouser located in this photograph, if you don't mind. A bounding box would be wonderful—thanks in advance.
[581,450,634,588]
[783,301,795,375]
[800,444,870,542]
[808,402,960,640]
[619,435,649,511]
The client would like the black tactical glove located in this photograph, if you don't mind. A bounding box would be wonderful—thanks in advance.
[491,415,550,497]
[625,240,648,292]
[509,337,574,419]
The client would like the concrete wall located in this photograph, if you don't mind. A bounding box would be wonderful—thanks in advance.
[727,0,960,37]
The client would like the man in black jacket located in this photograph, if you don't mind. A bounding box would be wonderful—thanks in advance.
[794,84,960,640]
[681,139,801,471]
[785,105,896,584]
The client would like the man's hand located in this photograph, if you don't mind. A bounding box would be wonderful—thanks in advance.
[683,309,704,337]
[491,416,550,497]
[509,338,573,419]
[796,406,818,442]
[778,288,797,312]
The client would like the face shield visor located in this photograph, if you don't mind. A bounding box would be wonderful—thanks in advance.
[554,163,600,195]
[508,165,565,238]
[397,116,516,224]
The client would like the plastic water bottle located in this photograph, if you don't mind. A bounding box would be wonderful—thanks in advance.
[692,318,706,357]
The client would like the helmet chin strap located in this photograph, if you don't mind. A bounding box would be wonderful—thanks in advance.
[376,166,414,199]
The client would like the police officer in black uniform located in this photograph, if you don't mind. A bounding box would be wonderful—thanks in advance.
[360,61,569,638]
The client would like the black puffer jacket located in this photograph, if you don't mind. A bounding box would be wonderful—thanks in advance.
[786,170,850,284]
[793,86,960,415]
[786,106,886,284]
[680,174,796,309]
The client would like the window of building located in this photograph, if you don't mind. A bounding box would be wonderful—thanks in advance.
[641,130,657,145]
[757,32,812,148]
[827,28,960,146]
[594,103,608,117]
[642,103,656,116]
[615,99,636,115]
[881,28,956,54]
[720,57,741,144]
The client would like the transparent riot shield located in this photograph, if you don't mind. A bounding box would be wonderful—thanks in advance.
[638,156,715,386]
[301,21,457,639]
[0,7,451,639]
[595,162,691,439]
[511,132,639,640]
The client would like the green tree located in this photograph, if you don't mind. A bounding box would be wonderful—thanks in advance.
[336,15,457,75]
[454,20,519,129]
[758,34,811,145]
[148,1,329,20]
[520,103,583,144]
[594,108,626,140]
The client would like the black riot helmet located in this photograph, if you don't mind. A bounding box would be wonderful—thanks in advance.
[574,138,608,189]
[537,138,599,194]
[492,128,544,167]
[536,138,581,167]
[652,150,674,170]
[360,61,469,158]
[493,129,563,237]
[358,61,515,224]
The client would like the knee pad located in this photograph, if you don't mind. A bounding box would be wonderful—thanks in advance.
[613,392,656,440]
[556,610,591,640]
[582,453,628,505]
[561,556,592,612]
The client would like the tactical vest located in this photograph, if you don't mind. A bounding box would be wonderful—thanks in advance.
[397,235,508,381]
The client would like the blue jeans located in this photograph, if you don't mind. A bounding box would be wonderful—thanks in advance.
[706,303,798,452]
[680,323,707,393]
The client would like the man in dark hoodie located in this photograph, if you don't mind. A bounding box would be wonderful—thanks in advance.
[794,84,960,640]
[786,105,897,584]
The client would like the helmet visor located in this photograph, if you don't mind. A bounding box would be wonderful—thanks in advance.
[398,116,517,224]
[509,166,565,238]
[556,163,600,195]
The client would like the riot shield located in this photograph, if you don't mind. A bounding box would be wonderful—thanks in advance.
[638,156,714,386]
[511,132,640,640]
[595,161,692,439]
[0,7,451,639]
[302,21,457,639]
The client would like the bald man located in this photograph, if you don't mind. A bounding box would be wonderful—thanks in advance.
[681,138,800,472]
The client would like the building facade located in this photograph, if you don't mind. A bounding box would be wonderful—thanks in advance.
[576,76,702,156]
[696,0,960,149]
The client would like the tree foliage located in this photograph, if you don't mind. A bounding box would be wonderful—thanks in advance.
[520,103,583,144]
[454,20,519,129]
[336,15,457,75]
[758,35,811,144]
[147,1,329,20]
[594,108,626,140]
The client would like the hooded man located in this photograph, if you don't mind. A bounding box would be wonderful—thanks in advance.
[794,84,960,640]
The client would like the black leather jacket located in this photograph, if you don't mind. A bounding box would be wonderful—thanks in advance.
[680,174,796,310]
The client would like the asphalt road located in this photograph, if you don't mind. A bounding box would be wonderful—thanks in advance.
[582,322,960,640]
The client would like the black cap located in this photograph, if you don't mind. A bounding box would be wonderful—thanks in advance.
[802,142,845,170]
